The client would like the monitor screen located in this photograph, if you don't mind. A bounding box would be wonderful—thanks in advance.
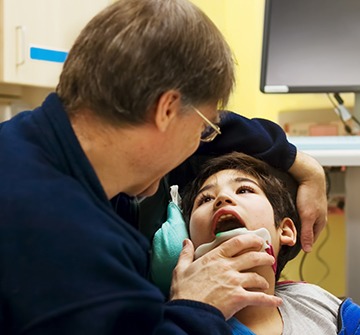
[260,0,360,93]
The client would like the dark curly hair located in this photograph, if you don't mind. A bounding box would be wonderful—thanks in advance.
[181,152,301,281]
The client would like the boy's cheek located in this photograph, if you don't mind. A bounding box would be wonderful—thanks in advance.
[190,223,213,249]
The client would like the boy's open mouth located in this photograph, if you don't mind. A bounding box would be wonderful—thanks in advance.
[214,213,245,235]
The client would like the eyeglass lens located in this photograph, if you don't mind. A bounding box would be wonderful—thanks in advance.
[200,126,218,142]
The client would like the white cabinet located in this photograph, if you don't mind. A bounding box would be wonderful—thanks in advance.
[0,0,111,88]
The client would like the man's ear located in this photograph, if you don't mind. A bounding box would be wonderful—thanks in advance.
[279,218,297,247]
[153,90,182,133]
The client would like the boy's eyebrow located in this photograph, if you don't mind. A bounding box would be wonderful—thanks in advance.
[233,177,260,187]
[197,183,215,196]
[196,176,260,196]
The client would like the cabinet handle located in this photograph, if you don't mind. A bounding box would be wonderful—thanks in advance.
[15,25,26,66]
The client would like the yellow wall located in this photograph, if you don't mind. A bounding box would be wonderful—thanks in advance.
[190,0,354,121]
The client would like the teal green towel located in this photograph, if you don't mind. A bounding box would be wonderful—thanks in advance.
[151,201,189,296]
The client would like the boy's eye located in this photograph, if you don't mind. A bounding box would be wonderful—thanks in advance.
[196,193,214,207]
[237,185,255,194]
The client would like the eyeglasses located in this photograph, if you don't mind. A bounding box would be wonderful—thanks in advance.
[192,106,221,142]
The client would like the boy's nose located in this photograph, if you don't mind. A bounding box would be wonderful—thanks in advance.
[214,194,235,208]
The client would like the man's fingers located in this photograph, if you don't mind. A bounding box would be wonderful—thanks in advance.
[216,234,265,258]
[176,239,195,270]
[300,219,314,253]
[171,236,280,319]
[221,280,282,320]
[233,290,282,310]
[233,271,271,291]
[232,251,276,274]
[313,216,327,241]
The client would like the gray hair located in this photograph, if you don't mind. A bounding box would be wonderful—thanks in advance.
[56,0,235,125]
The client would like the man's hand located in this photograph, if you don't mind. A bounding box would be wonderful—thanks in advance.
[288,150,328,252]
[170,235,282,320]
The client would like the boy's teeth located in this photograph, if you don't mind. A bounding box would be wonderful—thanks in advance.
[215,213,245,235]
[218,214,235,221]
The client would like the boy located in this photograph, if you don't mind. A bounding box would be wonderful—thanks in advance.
[153,152,360,334]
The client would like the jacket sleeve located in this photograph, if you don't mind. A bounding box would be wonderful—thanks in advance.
[337,298,360,335]
[195,111,296,170]
[0,187,232,335]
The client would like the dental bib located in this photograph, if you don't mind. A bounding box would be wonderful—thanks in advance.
[194,227,272,259]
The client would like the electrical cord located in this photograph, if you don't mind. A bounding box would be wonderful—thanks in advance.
[333,93,360,127]
[299,224,331,284]
[323,167,332,199]
[328,92,360,133]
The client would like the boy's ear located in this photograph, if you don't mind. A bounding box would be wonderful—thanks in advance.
[153,90,181,133]
[279,218,297,247]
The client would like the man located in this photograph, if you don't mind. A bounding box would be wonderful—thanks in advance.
[0,0,326,333]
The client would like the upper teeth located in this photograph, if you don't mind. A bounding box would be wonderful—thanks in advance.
[218,214,236,222]
[214,213,243,235]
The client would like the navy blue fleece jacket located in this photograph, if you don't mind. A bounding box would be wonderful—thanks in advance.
[0,93,295,334]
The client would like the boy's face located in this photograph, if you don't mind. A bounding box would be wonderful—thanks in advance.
[189,169,283,255]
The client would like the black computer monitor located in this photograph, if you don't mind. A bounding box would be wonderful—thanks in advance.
[260,0,360,94]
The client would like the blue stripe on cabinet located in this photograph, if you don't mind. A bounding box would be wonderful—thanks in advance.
[30,47,68,63]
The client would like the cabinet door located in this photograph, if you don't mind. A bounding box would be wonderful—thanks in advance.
[0,0,111,88]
